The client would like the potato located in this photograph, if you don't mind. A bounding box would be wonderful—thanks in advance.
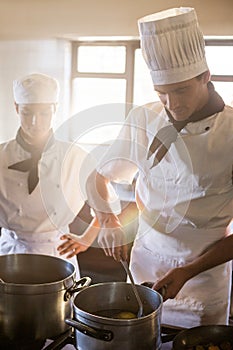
[114,311,137,319]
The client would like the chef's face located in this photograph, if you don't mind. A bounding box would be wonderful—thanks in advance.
[154,71,210,121]
[16,103,56,143]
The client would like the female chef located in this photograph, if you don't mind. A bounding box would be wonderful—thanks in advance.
[85,8,233,327]
[0,73,98,278]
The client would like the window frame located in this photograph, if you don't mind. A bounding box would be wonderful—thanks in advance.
[205,38,233,82]
[71,40,140,115]
[70,37,233,114]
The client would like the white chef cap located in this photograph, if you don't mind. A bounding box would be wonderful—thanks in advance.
[13,73,59,104]
[138,7,209,85]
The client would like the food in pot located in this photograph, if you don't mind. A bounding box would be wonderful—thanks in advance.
[95,309,137,319]
[186,341,232,350]
[114,311,137,319]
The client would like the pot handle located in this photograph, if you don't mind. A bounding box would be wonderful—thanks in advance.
[65,318,113,342]
[141,281,167,299]
[64,276,92,301]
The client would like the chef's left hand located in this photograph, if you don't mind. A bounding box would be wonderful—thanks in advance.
[152,266,191,301]
[57,234,89,258]
[98,226,128,262]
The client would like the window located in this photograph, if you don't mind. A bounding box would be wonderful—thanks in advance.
[70,38,233,146]
[205,39,233,106]
[70,40,139,146]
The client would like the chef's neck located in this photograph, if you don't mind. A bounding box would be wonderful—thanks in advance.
[20,127,52,148]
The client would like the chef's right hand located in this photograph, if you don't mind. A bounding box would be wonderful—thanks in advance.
[152,266,191,301]
[97,214,128,262]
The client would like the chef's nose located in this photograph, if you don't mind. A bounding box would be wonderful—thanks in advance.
[166,93,177,110]
[31,115,36,125]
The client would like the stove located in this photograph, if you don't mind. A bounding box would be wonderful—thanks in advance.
[41,327,174,350]
[43,339,173,350]
[2,327,175,350]
[43,338,173,350]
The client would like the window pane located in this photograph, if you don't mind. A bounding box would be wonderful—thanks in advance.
[205,46,233,75]
[78,124,122,144]
[72,78,126,114]
[133,48,159,106]
[213,81,233,106]
[77,46,126,73]
[70,78,126,145]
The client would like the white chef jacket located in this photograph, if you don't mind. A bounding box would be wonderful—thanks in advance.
[97,102,233,327]
[0,135,91,278]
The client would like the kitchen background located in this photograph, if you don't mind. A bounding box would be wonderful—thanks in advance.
[0,0,232,282]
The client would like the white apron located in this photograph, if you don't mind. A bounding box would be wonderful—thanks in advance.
[0,228,80,279]
[130,217,232,328]
[97,103,233,328]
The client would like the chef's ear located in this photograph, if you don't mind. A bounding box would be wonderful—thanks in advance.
[14,102,19,114]
[203,70,211,83]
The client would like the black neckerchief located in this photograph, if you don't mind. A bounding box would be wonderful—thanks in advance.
[8,128,55,194]
[147,82,225,168]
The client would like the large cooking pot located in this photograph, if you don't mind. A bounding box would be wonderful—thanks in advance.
[0,254,91,345]
[65,281,163,350]
[172,325,233,349]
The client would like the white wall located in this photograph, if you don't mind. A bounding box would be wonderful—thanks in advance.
[0,0,232,39]
[0,39,72,142]
[0,0,232,142]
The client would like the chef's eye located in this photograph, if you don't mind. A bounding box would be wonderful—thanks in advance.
[39,111,51,117]
[156,91,165,97]
[21,111,32,117]
[176,87,188,94]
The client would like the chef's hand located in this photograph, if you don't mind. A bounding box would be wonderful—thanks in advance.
[152,266,191,301]
[97,214,128,262]
[57,233,89,258]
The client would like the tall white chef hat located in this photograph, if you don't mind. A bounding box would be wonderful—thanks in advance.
[13,73,59,104]
[138,7,209,85]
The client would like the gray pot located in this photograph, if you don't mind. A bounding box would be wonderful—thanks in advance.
[66,282,163,350]
[0,254,91,344]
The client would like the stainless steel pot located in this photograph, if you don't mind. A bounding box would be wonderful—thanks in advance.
[0,254,91,344]
[65,282,163,350]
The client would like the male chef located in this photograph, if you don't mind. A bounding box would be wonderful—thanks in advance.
[86,7,233,327]
[0,73,96,277]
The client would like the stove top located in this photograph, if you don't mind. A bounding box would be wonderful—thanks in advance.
[43,340,173,350]
[44,341,173,350]
[43,339,75,350]
[2,327,174,350]
[43,331,173,350]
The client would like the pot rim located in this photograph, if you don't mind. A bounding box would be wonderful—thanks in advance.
[72,281,163,325]
[0,254,77,293]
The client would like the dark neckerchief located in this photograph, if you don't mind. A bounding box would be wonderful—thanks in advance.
[148,82,225,167]
[8,128,55,194]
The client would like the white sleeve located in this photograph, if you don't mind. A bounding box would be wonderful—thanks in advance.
[96,106,148,184]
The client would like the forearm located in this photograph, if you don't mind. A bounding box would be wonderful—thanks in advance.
[86,170,128,260]
[75,217,100,246]
[182,234,233,280]
[86,170,120,224]
[153,233,233,300]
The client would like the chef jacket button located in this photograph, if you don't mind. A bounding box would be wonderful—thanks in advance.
[56,184,60,188]
[205,126,210,131]
[18,183,23,187]
[53,212,57,216]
